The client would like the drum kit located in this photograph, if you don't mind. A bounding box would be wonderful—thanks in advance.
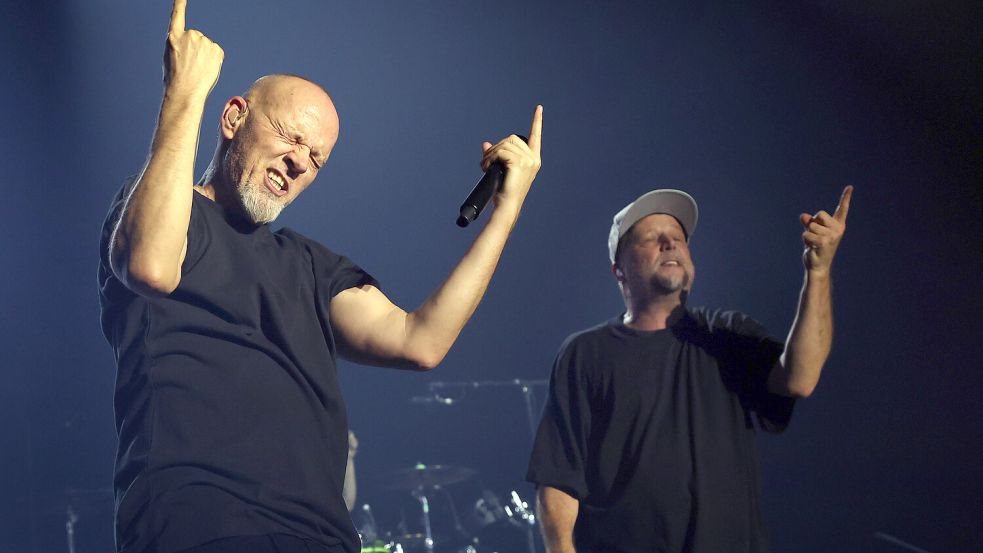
[356,463,538,553]
[353,379,548,553]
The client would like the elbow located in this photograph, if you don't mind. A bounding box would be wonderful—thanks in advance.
[404,344,446,371]
[785,380,817,399]
[110,234,181,297]
[409,352,443,371]
[124,257,181,297]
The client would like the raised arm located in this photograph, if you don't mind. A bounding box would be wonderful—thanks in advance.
[330,106,543,370]
[537,485,579,553]
[769,185,853,397]
[109,0,224,297]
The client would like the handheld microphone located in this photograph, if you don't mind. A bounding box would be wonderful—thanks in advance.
[456,135,528,228]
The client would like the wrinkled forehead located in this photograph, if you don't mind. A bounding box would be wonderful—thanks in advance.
[251,77,339,144]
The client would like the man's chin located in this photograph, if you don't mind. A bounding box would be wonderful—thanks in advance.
[652,275,687,295]
[239,193,284,225]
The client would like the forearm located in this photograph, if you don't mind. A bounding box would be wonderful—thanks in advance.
[775,270,833,397]
[331,110,542,369]
[401,204,519,368]
[537,486,578,553]
[112,91,207,295]
[343,456,356,511]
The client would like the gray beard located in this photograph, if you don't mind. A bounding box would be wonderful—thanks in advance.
[651,271,689,295]
[236,180,284,225]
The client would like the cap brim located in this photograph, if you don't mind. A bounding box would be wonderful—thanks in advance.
[620,189,698,240]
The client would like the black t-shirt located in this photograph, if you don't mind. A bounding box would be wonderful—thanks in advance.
[98,185,376,553]
[526,307,795,553]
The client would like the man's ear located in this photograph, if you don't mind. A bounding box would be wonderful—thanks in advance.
[612,263,625,283]
[220,96,248,139]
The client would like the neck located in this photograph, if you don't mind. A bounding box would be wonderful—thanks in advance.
[622,291,686,331]
[195,148,224,201]
[194,159,259,230]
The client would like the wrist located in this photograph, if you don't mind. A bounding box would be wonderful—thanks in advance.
[162,84,210,110]
[805,268,831,284]
[488,199,523,231]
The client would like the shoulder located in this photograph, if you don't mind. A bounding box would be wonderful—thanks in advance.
[557,317,619,353]
[551,317,623,377]
[274,227,377,293]
[686,306,767,335]
[274,227,337,257]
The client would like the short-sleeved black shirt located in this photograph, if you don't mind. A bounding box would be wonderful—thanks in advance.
[526,307,795,553]
[98,185,376,553]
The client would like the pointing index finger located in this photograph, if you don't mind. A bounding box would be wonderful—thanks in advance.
[170,0,187,35]
[833,185,854,222]
[526,105,543,154]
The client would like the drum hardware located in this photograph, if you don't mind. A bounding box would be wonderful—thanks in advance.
[426,380,548,441]
[412,487,435,553]
[377,464,476,492]
[508,490,538,553]
[65,504,78,553]
[376,464,479,553]
[33,487,114,553]
[404,378,549,553]
[391,380,548,552]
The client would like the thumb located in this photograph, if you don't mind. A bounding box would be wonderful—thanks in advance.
[480,142,494,171]
[799,213,813,228]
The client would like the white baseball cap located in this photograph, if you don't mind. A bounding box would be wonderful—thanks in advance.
[608,189,699,264]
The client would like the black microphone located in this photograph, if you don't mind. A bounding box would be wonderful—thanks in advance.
[456,134,528,227]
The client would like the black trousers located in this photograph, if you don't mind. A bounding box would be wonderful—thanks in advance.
[176,534,336,553]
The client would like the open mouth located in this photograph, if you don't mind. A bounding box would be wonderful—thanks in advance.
[265,169,288,197]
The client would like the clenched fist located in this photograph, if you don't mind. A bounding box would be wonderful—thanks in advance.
[163,0,224,100]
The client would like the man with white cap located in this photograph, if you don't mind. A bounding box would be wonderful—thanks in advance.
[527,187,852,552]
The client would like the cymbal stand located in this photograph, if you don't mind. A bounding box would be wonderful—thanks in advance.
[65,504,78,553]
[509,490,538,553]
[411,486,435,553]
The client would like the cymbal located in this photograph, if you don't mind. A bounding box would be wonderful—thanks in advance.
[377,463,476,491]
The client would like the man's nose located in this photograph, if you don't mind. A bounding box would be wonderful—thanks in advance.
[284,146,310,176]
[658,235,676,251]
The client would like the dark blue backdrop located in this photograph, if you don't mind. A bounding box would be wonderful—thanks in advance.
[2,1,980,552]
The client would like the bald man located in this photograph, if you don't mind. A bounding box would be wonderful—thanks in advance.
[97,2,542,553]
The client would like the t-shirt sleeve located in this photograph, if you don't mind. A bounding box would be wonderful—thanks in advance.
[98,178,136,309]
[526,339,591,499]
[724,311,796,433]
[99,182,209,308]
[180,191,212,275]
[305,239,379,299]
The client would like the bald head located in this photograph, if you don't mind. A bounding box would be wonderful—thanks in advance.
[203,73,341,225]
[245,74,332,105]
[243,74,339,145]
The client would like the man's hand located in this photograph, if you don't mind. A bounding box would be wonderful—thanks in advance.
[331,106,543,371]
[799,185,853,275]
[347,430,359,460]
[163,0,224,100]
[771,185,854,397]
[480,105,544,218]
